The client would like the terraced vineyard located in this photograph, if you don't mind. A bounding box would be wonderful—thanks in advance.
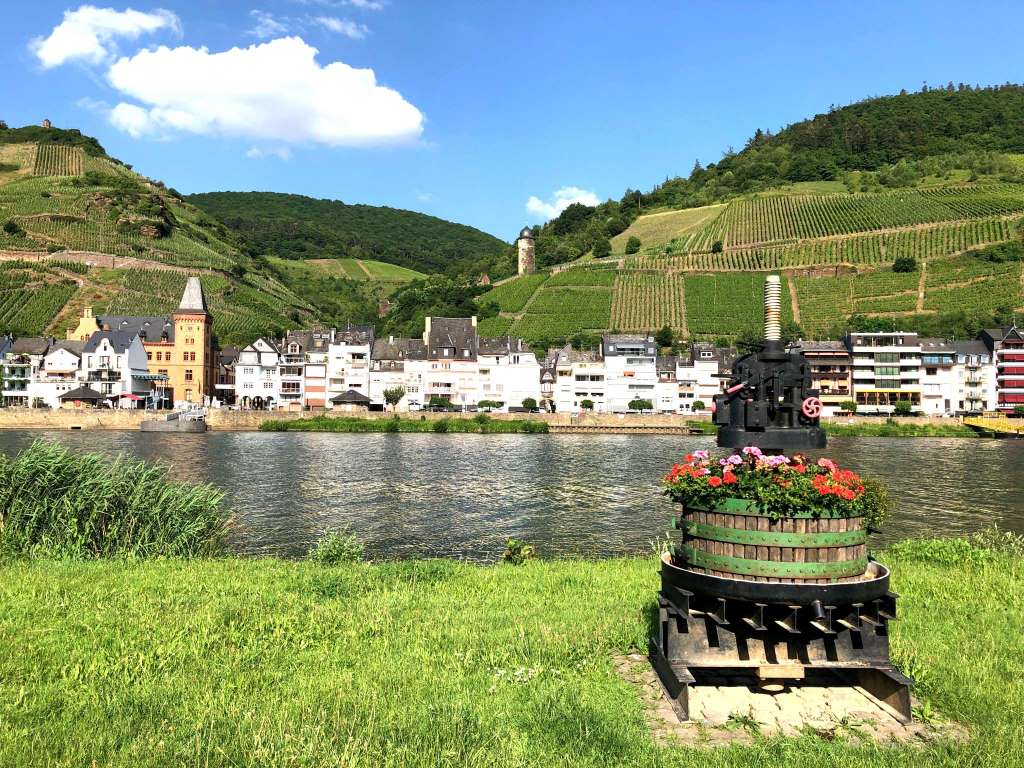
[32,145,83,177]
[684,273,794,338]
[0,279,77,337]
[716,186,1024,247]
[478,273,548,312]
[509,286,613,340]
[610,272,686,332]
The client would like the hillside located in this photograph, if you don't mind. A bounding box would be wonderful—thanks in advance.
[0,127,323,345]
[187,191,511,277]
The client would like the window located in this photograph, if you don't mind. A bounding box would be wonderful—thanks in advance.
[875,352,899,363]
[926,367,937,376]
[185,369,193,382]
[264,382,273,390]
[146,352,152,361]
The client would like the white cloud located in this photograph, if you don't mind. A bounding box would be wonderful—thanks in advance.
[30,5,179,69]
[525,186,601,221]
[415,191,432,203]
[293,0,385,9]
[105,36,424,146]
[346,0,385,9]
[247,146,293,160]
[248,10,290,40]
[315,16,368,39]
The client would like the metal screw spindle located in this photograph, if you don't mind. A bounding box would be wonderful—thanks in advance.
[763,275,782,341]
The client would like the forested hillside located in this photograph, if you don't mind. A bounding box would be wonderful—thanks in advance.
[527,85,1024,268]
[188,192,512,278]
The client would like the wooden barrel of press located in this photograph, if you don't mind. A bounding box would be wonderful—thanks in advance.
[675,498,867,584]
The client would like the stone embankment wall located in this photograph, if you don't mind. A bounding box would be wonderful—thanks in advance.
[0,408,960,433]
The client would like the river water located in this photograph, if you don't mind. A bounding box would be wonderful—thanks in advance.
[1,430,1021,561]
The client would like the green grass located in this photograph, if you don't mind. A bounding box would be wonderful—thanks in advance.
[612,204,726,254]
[0,441,227,558]
[478,273,549,312]
[260,415,549,433]
[823,420,977,437]
[0,536,1020,766]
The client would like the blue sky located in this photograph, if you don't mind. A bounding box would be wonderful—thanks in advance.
[4,1,1024,240]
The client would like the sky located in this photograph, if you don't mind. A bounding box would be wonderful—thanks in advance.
[4,1,1024,241]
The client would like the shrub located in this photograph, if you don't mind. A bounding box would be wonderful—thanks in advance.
[711,240,723,253]
[502,538,535,565]
[691,400,706,412]
[655,325,674,348]
[1014,405,1024,417]
[580,399,594,410]
[521,397,538,411]
[308,530,365,565]
[625,236,641,254]
[894,399,913,416]
[629,398,653,412]
[2,219,24,236]
[840,400,857,414]
[592,238,612,259]
[892,256,918,273]
[432,418,450,433]
[0,441,226,558]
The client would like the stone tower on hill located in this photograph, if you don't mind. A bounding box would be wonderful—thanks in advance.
[516,226,536,275]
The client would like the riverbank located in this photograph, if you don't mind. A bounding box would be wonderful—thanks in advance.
[0,407,989,437]
[0,536,1021,767]
[259,414,550,433]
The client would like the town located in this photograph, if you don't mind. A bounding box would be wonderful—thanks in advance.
[1,275,1021,417]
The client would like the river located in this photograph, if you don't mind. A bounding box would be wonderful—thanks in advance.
[1,430,1021,561]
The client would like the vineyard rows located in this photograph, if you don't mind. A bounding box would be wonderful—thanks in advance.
[629,217,1021,271]
[610,272,686,332]
[716,185,1024,247]
[0,281,76,336]
[32,145,83,177]
[684,273,794,338]
[479,273,548,312]
[476,315,514,336]
[546,268,617,287]
[510,287,612,340]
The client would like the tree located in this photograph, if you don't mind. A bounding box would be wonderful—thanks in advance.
[2,220,23,236]
[655,325,674,348]
[625,236,641,254]
[383,387,406,411]
[478,399,504,411]
[1013,405,1024,417]
[592,237,611,259]
[628,398,654,412]
[892,256,917,273]
[711,240,723,254]
[579,399,594,411]
[691,400,706,412]
[840,400,857,414]
[521,397,538,411]
[893,399,913,416]
[428,395,449,410]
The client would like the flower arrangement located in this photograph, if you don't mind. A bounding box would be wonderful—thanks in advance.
[663,447,891,527]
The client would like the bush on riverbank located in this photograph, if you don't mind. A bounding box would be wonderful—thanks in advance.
[0,535,1020,766]
[0,441,227,558]
[824,420,976,438]
[259,414,549,434]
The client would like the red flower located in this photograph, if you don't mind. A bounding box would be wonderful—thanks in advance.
[707,476,723,488]
[722,471,737,485]
[684,454,694,463]
[793,464,807,474]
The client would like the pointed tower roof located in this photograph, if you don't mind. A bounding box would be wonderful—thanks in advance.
[176,276,209,316]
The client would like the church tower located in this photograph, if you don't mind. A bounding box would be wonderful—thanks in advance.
[171,277,213,404]
[516,226,536,275]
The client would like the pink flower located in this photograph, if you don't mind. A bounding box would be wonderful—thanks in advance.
[817,458,837,472]
[742,446,763,457]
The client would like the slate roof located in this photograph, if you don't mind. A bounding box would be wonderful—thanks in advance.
[0,336,10,357]
[330,389,372,405]
[9,337,51,355]
[219,346,239,365]
[177,276,208,314]
[47,340,86,358]
[59,385,106,401]
[332,323,375,346]
[656,355,678,373]
[953,339,989,357]
[919,337,956,354]
[478,336,531,356]
[554,343,600,365]
[426,317,477,359]
[372,337,427,361]
[789,340,849,354]
[83,330,139,354]
[98,315,174,343]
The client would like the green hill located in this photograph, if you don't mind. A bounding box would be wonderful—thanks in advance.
[187,191,511,277]
[0,127,325,345]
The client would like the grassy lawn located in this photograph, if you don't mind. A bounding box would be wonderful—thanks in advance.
[0,538,1021,766]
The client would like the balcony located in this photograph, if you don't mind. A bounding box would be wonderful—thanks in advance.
[87,370,120,382]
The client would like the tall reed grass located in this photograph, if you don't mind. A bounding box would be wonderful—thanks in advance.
[0,440,227,558]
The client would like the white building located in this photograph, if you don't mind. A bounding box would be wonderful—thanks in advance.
[550,345,607,413]
[414,317,481,409]
[236,338,281,409]
[369,337,426,411]
[655,356,679,414]
[477,336,541,410]
[327,324,374,407]
[33,340,86,409]
[847,332,922,414]
[81,331,150,402]
[1,337,51,407]
[919,338,959,416]
[601,334,658,413]
[676,343,727,414]
[952,339,998,413]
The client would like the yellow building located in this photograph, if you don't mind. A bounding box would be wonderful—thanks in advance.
[67,277,214,406]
